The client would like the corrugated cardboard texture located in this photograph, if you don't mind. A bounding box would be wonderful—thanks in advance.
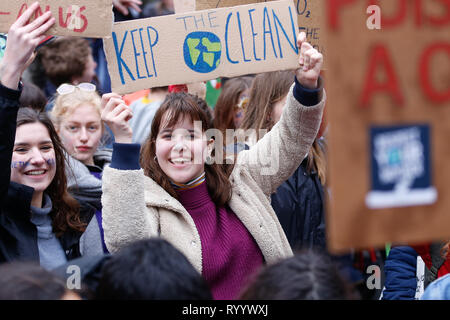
[196,0,324,54]
[104,0,300,94]
[0,0,113,38]
[324,0,450,253]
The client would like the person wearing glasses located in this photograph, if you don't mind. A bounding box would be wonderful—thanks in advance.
[49,83,112,256]
[0,4,88,267]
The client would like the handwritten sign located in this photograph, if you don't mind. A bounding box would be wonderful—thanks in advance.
[325,0,450,253]
[195,0,324,54]
[174,0,196,13]
[0,0,113,38]
[104,0,299,94]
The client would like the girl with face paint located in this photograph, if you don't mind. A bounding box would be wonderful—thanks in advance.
[0,3,86,268]
[100,32,326,299]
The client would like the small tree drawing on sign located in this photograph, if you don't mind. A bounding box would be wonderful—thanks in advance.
[374,127,424,193]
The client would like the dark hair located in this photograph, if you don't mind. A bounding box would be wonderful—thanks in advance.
[96,238,212,300]
[213,76,253,133]
[39,37,91,87]
[16,108,85,236]
[140,92,232,207]
[19,81,47,111]
[239,250,360,300]
[0,262,70,300]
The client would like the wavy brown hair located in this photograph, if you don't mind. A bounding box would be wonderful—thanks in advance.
[213,76,253,134]
[140,92,232,207]
[16,108,86,237]
[39,37,91,87]
[240,70,327,184]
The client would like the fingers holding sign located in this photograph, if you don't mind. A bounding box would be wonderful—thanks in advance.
[1,2,55,89]
[295,32,323,90]
[101,93,133,144]
[113,0,143,16]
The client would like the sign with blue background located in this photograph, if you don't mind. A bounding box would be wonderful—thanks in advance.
[366,124,437,209]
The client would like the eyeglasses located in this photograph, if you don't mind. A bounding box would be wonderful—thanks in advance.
[56,83,96,95]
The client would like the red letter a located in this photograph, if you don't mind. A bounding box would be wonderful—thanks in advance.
[360,45,404,108]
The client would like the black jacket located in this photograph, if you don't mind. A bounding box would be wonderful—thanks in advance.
[270,157,326,250]
[0,83,88,264]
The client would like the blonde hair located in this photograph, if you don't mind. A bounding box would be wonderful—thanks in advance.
[50,88,102,130]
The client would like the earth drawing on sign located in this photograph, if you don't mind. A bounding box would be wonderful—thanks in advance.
[183,31,222,73]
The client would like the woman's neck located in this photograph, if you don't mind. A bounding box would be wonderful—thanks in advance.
[31,191,43,208]
[171,172,206,190]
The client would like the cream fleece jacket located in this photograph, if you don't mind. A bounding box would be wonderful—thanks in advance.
[101,84,326,274]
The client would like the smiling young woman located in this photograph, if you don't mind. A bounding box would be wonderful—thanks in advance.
[100,31,326,300]
[0,3,86,268]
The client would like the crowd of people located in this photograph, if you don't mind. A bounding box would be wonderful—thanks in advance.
[0,0,449,301]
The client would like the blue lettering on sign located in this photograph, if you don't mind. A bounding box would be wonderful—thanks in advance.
[248,9,260,61]
[273,7,299,58]
[262,7,277,59]
[225,13,238,64]
[112,26,159,85]
[224,6,297,64]
[183,31,222,73]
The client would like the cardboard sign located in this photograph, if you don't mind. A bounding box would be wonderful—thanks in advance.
[174,0,196,13]
[104,0,299,94]
[325,0,450,253]
[195,0,324,54]
[0,0,113,38]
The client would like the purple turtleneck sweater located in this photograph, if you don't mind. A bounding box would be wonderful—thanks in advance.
[176,181,264,300]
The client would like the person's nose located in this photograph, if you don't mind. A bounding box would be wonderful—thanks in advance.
[79,127,89,143]
[172,136,188,153]
[29,147,46,166]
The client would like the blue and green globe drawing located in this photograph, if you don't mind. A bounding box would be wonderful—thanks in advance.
[183,32,221,73]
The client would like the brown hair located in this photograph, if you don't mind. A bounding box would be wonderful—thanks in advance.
[39,37,91,87]
[213,76,253,133]
[240,70,327,184]
[16,108,86,236]
[19,81,47,112]
[140,92,232,207]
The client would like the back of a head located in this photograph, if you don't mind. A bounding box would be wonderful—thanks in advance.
[240,251,359,300]
[96,238,212,300]
[39,37,91,87]
[19,81,47,111]
[0,262,70,300]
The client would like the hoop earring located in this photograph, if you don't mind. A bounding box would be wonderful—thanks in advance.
[205,155,213,165]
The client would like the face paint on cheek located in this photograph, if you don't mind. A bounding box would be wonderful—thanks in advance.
[10,160,30,169]
[46,158,56,166]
